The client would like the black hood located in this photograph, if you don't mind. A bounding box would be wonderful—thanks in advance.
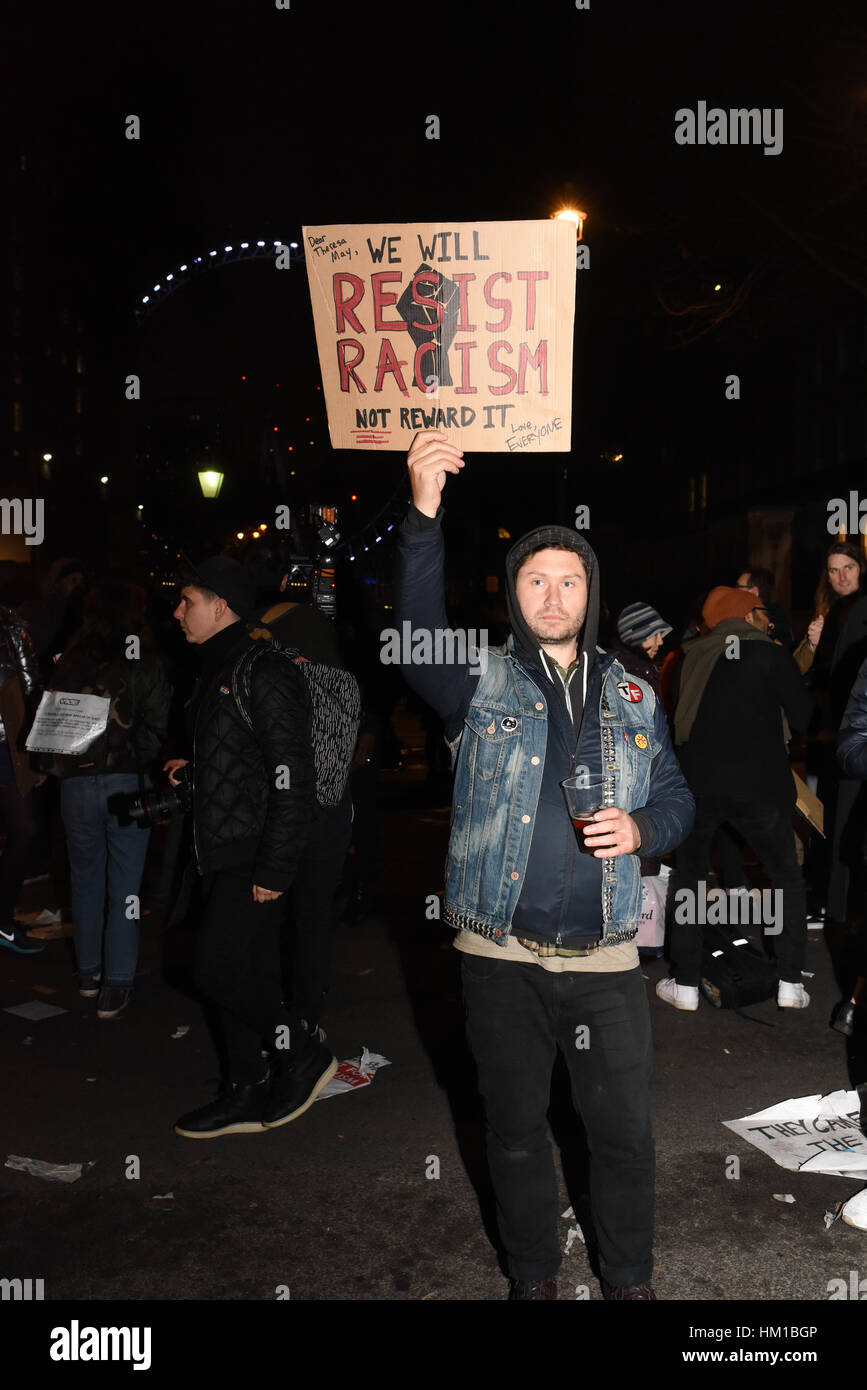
[505,525,600,667]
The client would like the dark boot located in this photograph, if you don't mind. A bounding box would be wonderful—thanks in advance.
[508,1279,558,1300]
[831,1000,857,1036]
[262,1040,338,1128]
[601,1279,656,1300]
[175,1076,270,1138]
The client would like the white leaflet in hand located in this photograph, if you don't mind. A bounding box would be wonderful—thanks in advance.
[25,691,110,755]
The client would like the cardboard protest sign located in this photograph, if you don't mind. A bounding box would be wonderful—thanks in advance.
[793,771,824,837]
[303,220,576,452]
[724,1089,867,1179]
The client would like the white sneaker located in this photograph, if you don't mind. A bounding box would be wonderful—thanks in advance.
[655,977,699,1011]
[840,1186,867,1231]
[777,980,810,1008]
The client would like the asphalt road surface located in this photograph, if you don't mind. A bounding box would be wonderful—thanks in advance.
[3,755,866,1344]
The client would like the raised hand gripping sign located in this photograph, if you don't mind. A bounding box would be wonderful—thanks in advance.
[303,220,576,452]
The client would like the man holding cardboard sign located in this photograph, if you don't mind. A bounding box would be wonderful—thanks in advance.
[395,431,694,1300]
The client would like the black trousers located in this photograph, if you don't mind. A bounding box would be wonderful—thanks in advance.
[194,867,306,1085]
[671,799,807,986]
[288,791,353,1026]
[461,955,655,1287]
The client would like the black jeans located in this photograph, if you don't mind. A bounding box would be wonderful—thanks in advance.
[194,867,308,1085]
[461,955,655,1286]
[671,800,807,986]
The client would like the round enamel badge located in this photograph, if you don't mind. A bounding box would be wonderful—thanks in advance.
[617,680,643,703]
[634,733,648,749]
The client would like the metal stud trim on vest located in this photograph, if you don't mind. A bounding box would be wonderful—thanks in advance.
[443,906,505,941]
[600,723,618,924]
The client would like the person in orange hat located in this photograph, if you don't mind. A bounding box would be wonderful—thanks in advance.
[657,586,813,1011]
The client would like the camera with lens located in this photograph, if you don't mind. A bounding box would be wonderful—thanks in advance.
[125,765,193,827]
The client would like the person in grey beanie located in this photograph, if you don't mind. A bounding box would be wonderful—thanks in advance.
[610,603,672,696]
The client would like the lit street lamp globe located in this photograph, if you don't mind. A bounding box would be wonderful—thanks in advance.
[198,469,224,499]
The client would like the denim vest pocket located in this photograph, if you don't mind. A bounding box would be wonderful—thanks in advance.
[464,707,522,782]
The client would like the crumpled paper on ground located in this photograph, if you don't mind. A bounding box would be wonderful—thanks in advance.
[318,1047,390,1099]
[5,1155,93,1183]
[561,1205,586,1255]
[724,1089,867,1179]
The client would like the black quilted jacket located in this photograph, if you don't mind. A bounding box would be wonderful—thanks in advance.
[0,606,41,748]
[191,624,315,891]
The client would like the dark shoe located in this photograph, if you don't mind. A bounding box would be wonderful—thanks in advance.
[831,1000,857,1037]
[175,1077,270,1138]
[262,1041,338,1128]
[0,921,45,954]
[79,972,102,998]
[97,986,132,1019]
[508,1279,558,1300]
[601,1279,656,1300]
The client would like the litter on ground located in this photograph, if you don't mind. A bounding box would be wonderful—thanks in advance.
[4,1001,67,1020]
[724,1090,867,1179]
[318,1048,390,1099]
[5,1155,92,1183]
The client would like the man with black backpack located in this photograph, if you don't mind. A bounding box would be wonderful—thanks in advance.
[167,556,339,1138]
[245,546,357,1041]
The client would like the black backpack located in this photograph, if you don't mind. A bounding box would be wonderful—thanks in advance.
[231,639,361,807]
[700,923,778,1010]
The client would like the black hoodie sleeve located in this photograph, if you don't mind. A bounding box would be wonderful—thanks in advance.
[393,507,481,736]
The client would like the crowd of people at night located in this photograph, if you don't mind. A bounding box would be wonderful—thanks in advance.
[1,430,866,1299]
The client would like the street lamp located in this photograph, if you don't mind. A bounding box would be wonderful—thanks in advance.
[197,469,224,499]
[554,207,587,241]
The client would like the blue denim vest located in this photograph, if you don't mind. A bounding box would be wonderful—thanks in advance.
[443,642,662,950]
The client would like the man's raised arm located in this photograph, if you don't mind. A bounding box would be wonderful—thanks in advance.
[393,432,480,734]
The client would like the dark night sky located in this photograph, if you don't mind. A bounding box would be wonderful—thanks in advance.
[8,0,866,619]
